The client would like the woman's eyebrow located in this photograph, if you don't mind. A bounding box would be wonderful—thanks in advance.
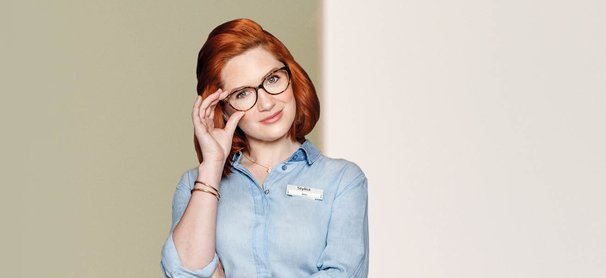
[230,66,283,92]
[262,66,282,80]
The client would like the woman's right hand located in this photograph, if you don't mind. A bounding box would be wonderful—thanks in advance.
[192,88,245,165]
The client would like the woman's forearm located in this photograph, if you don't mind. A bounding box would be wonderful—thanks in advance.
[172,162,223,270]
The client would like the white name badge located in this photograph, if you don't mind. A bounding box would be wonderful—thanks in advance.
[286,184,324,201]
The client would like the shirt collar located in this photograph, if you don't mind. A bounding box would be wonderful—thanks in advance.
[230,139,320,166]
[291,139,321,165]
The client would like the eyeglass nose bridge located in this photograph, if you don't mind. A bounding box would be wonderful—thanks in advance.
[255,79,288,96]
[254,85,279,110]
[254,83,270,96]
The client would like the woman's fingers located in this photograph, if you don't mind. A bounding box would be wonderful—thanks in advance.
[224,111,245,135]
[192,95,204,129]
[205,89,229,119]
[206,98,221,119]
[195,89,223,129]
[193,89,241,140]
[199,89,221,116]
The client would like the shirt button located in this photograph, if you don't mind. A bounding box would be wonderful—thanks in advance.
[282,164,288,171]
[264,189,269,194]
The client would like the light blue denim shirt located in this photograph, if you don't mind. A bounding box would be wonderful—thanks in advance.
[161,140,369,277]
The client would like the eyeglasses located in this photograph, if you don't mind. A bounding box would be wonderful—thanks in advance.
[222,65,291,112]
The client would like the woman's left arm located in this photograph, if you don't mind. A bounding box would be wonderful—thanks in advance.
[310,173,369,278]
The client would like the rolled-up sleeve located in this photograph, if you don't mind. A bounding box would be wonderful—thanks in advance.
[160,170,219,277]
[311,173,370,277]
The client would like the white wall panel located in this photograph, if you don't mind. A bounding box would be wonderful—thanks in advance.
[323,1,606,276]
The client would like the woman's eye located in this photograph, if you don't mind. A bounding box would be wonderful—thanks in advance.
[266,75,280,84]
[235,89,252,99]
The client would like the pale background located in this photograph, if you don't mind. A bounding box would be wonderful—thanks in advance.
[3,0,606,277]
[323,0,605,277]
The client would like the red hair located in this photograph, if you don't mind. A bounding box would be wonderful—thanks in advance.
[194,18,320,176]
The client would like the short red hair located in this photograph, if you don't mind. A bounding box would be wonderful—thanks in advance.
[194,18,320,176]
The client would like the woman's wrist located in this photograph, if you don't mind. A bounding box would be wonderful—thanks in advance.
[199,160,225,171]
[197,161,224,185]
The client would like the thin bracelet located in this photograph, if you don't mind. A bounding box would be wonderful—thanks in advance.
[191,187,219,200]
[195,180,219,193]
[192,180,220,199]
[193,184,220,198]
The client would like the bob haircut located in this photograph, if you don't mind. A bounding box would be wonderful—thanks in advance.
[194,18,320,177]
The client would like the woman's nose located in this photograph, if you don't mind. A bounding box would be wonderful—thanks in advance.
[256,89,276,111]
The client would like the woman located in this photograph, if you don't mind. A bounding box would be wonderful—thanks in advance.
[160,18,369,277]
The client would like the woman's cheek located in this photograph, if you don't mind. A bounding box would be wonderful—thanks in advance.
[237,113,256,133]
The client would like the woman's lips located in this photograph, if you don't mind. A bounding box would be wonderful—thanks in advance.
[260,110,283,124]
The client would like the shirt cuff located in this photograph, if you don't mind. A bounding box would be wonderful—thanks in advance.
[160,231,219,278]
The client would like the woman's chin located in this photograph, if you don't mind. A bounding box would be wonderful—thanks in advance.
[249,132,289,143]
[246,125,291,143]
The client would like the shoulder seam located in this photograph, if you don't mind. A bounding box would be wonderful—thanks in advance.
[335,172,367,199]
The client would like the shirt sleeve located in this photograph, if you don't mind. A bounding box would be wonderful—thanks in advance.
[160,170,220,278]
[311,173,370,277]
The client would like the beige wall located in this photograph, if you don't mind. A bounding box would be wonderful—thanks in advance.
[3,1,321,277]
[323,0,606,277]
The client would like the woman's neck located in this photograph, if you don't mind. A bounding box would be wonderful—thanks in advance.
[245,136,302,168]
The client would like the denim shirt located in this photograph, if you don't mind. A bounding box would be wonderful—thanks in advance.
[160,140,369,277]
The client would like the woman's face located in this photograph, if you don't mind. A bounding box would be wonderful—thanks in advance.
[221,46,296,143]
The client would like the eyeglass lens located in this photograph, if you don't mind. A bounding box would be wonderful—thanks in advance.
[226,68,290,111]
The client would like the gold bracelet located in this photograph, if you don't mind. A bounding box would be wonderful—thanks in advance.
[192,180,220,199]
[194,184,220,197]
[194,181,219,197]
[195,180,218,193]
[191,187,219,200]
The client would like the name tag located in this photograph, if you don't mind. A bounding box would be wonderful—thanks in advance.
[286,184,324,201]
